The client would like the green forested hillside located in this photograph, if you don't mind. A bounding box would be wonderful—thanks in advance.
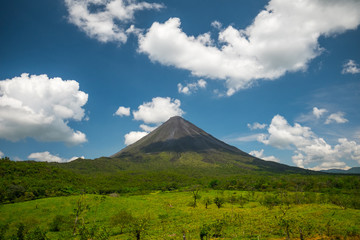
[1,156,360,204]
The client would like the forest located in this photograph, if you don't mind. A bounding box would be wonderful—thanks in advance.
[1,156,360,239]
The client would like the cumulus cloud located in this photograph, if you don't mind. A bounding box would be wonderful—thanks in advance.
[259,115,360,170]
[114,106,130,116]
[258,115,313,149]
[28,151,84,163]
[133,97,184,124]
[65,0,163,43]
[247,122,267,130]
[0,151,4,158]
[250,149,280,162]
[325,112,348,124]
[342,59,360,74]
[312,107,328,119]
[124,131,148,145]
[139,124,157,132]
[0,73,88,145]
[139,1,360,95]
[69,156,86,161]
[123,96,184,145]
[178,79,207,95]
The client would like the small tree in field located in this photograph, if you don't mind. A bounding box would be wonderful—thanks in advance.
[130,216,150,240]
[203,197,212,209]
[214,196,225,209]
[189,185,202,208]
[110,210,134,234]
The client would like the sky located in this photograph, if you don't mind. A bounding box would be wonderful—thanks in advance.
[1,0,360,170]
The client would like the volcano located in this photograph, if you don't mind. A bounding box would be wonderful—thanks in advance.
[111,116,248,157]
[110,116,307,173]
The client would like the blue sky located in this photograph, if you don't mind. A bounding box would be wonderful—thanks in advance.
[1,0,360,170]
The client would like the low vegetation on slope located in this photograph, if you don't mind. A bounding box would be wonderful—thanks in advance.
[1,156,360,204]
[1,190,360,239]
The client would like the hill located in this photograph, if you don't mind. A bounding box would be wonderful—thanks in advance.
[321,167,360,174]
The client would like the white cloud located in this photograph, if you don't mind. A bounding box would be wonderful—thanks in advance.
[123,96,185,145]
[69,156,85,161]
[139,1,360,95]
[259,114,360,170]
[310,161,350,171]
[234,134,264,142]
[0,73,88,145]
[211,20,222,29]
[312,107,328,119]
[325,112,348,124]
[28,152,62,162]
[258,115,314,149]
[247,122,267,130]
[250,149,280,162]
[65,0,163,43]
[0,151,4,158]
[28,151,85,162]
[342,59,360,74]
[177,79,207,95]
[114,106,130,116]
[139,124,157,132]
[133,97,184,124]
[124,131,148,145]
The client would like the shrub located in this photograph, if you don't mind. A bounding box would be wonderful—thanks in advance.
[260,194,280,209]
[0,223,8,240]
[130,216,150,240]
[214,196,225,209]
[203,197,212,209]
[25,227,48,240]
[49,215,71,232]
[110,210,134,234]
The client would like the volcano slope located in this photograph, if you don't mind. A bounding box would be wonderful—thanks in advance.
[105,116,309,175]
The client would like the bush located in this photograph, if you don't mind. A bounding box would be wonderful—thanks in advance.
[202,197,212,209]
[0,224,8,240]
[260,194,280,209]
[199,219,227,239]
[130,216,150,240]
[110,210,134,234]
[49,215,71,232]
[25,227,48,240]
[214,196,225,209]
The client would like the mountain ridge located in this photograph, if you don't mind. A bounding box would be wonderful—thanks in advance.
[321,167,360,174]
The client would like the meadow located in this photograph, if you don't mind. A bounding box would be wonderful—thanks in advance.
[1,190,359,240]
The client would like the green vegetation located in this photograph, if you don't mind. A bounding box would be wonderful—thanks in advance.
[1,191,359,239]
[1,155,360,239]
[1,156,360,204]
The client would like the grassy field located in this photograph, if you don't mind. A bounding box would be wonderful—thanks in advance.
[1,190,360,239]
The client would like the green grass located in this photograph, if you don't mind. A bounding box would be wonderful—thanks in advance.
[1,190,359,239]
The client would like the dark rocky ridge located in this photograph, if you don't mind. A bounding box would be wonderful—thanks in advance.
[111,116,250,157]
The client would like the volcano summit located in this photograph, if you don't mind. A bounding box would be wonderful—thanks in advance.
[110,116,307,173]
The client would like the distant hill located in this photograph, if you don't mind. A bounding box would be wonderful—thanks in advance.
[321,167,360,174]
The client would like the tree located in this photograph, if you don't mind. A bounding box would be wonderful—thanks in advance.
[189,185,201,208]
[203,197,212,209]
[110,210,134,234]
[214,196,225,209]
[73,194,90,235]
[130,216,150,240]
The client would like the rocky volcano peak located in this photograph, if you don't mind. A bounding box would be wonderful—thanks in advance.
[111,116,247,157]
